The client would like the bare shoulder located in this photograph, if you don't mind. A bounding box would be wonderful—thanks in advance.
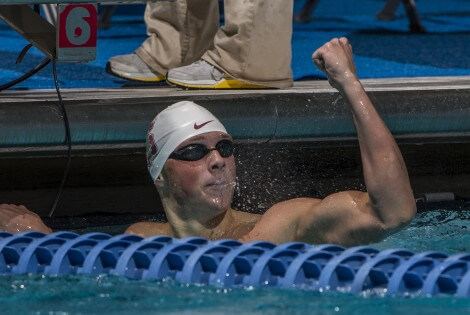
[125,221,172,238]
[243,193,371,244]
[258,197,323,227]
[219,209,261,240]
[231,209,261,222]
[269,197,323,212]
[240,197,322,243]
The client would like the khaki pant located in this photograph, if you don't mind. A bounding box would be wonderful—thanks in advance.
[136,0,293,88]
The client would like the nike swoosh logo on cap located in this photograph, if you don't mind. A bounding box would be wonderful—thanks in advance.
[194,120,214,129]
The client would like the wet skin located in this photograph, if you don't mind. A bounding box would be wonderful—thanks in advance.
[161,132,237,222]
[0,204,52,234]
[126,131,263,241]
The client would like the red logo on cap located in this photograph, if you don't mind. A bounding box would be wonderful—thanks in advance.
[194,120,214,130]
[147,121,158,165]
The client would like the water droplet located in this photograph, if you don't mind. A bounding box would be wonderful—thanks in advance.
[332,95,342,106]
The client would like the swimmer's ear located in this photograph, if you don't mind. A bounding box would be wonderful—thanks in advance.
[155,174,165,189]
[155,173,170,198]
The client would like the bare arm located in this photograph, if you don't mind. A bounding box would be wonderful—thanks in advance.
[125,221,171,238]
[0,204,52,234]
[243,38,416,246]
[308,38,416,243]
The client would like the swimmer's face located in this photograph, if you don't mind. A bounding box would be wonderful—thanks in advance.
[161,132,236,214]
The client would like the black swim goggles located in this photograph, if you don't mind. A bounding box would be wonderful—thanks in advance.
[169,139,234,161]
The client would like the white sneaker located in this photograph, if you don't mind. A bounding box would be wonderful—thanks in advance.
[167,59,269,89]
[106,53,165,82]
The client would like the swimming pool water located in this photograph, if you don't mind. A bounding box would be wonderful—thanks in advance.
[372,210,469,254]
[0,210,469,314]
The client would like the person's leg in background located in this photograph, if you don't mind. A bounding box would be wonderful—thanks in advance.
[376,0,401,21]
[402,0,426,33]
[167,0,293,89]
[294,0,320,23]
[377,0,426,33]
[107,0,219,82]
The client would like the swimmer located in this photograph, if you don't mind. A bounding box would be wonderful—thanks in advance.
[0,38,416,246]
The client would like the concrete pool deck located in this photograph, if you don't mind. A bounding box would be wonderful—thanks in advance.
[1,75,470,154]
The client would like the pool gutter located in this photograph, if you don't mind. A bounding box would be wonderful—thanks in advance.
[1,76,470,157]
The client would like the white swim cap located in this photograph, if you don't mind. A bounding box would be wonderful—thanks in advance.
[147,101,227,182]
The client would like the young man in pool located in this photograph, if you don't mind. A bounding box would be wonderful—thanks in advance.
[0,38,416,246]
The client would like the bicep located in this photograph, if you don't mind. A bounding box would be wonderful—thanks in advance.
[240,198,322,244]
[297,191,387,246]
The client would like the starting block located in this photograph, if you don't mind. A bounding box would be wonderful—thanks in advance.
[0,1,165,62]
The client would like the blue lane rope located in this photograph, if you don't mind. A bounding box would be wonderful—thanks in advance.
[0,231,468,297]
